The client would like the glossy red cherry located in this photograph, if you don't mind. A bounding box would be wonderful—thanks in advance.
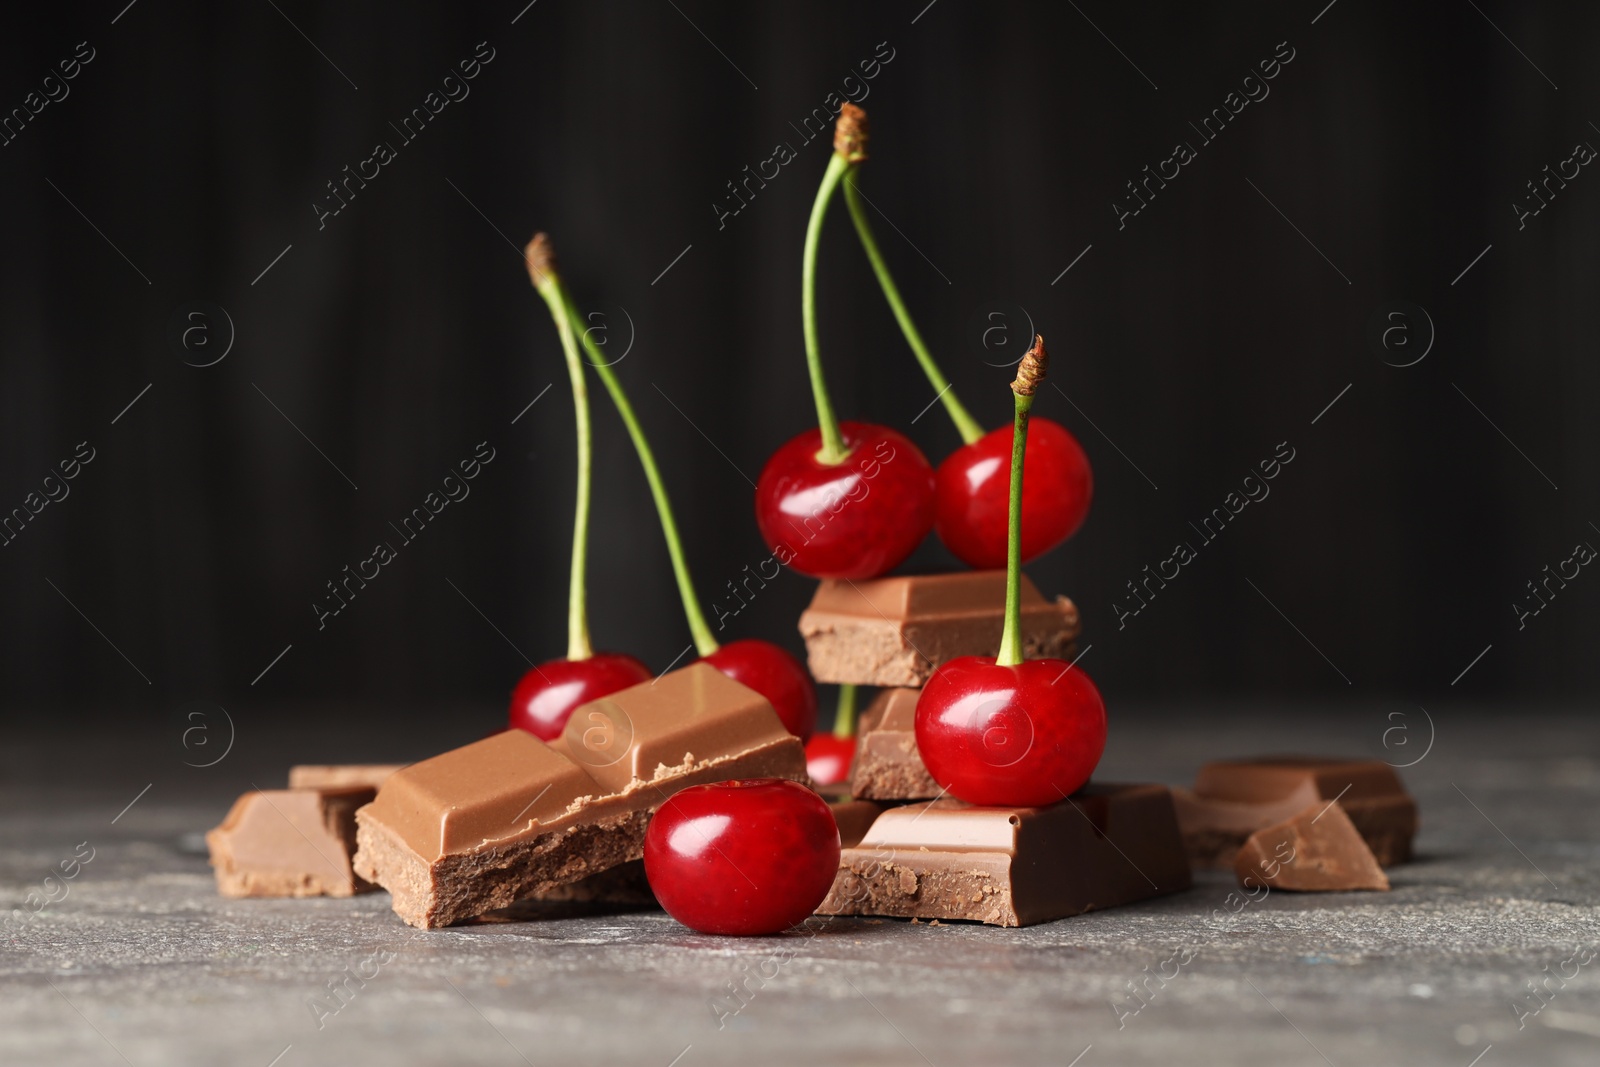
[754,421,935,580]
[644,778,841,935]
[935,417,1092,569]
[701,639,817,742]
[508,653,653,740]
[914,655,1106,807]
[804,734,856,785]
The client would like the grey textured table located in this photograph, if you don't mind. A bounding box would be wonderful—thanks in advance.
[3,703,1597,1066]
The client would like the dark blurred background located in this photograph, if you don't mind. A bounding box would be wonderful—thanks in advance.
[2,0,1596,729]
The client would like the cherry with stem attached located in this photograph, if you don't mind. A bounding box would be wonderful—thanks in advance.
[804,683,859,786]
[837,103,1092,570]
[534,235,817,741]
[753,106,935,581]
[507,237,652,739]
[914,336,1107,806]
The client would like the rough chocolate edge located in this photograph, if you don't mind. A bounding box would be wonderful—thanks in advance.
[849,740,942,801]
[819,854,1021,926]
[208,789,373,899]
[355,809,650,928]
[801,605,1079,687]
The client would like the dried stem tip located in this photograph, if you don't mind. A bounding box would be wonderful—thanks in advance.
[834,103,869,163]
[1012,334,1048,396]
[525,232,558,289]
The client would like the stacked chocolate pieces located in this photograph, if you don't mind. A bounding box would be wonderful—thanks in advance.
[800,570,1192,926]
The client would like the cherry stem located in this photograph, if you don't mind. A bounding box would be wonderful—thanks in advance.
[842,170,983,445]
[803,152,852,465]
[832,683,858,740]
[996,336,1047,668]
[527,244,593,662]
[553,287,720,658]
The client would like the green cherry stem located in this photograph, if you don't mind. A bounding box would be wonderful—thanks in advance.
[803,151,852,464]
[525,235,593,661]
[833,683,858,740]
[996,335,1047,668]
[549,273,720,658]
[837,105,983,446]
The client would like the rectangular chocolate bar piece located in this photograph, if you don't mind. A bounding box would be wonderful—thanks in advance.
[207,786,375,898]
[288,764,406,790]
[816,783,1191,927]
[849,688,941,801]
[799,571,1080,687]
[354,663,807,928]
[1174,757,1417,869]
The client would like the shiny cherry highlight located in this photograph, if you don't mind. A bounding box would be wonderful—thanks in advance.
[644,778,841,935]
[754,421,935,580]
[935,417,1092,570]
[914,656,1106,807]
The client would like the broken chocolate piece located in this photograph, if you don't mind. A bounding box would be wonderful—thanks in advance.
[799,571,1080,686]
[207,786,374,898]
[816,783,1191,927]
[1234,801,1390,892]
[849,688,941,801]
[288,764,405,790]
[353,663,807,928]
[830,797,890,848]
[1174,756,1417,868]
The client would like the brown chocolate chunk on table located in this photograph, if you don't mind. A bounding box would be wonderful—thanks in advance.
[849,688,941,801]
[816,783,1191,927]
[1174,756,1417,868]
[1234,801,1390,892]
[799,570,1079,687]
[207,786,375,898]
[353,663,807,928]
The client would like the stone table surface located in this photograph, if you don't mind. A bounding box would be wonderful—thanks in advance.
[2,702,1597,1067]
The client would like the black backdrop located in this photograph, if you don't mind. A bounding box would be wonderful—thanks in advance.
[3,0,1596,724]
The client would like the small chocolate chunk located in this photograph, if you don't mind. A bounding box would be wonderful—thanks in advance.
[799,571,1079,687]
[1175,757,1417,868]
[207,786,374,898]
[1234,801,1390,892]
[816,783,1191,927]
[849,688,941,801]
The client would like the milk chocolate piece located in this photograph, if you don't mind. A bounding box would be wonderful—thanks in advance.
[354,663,807,928]
[830,797,890,848]
[1234,802,1390,892]
[207,786,374,898]
[1174,757,1417,868]
[816,783,1191,927]
[799,571,1080,686]
[849,688,941,801]
[288,764,405,790]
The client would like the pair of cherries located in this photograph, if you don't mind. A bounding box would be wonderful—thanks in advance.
[753,418,1092,580]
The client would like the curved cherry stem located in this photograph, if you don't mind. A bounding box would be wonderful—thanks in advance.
[842,170,984,446]
[555,287,720,658]
[996,337,1046,668]
[531,271,594,661]
[803,152,852,465]
[832,683,858,740]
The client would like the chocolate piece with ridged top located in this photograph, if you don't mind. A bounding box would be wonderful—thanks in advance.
[849,688,941,801]
[353,663,807,928]
[816,783,1190,927]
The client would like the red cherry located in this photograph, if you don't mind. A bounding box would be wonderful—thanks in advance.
[804,734,856,785]
[508,653,653,740]
[701,639,818,742]
[913,655,1106,807]
[934,417,1092,569]
[644,778,841,935]
[754,421,935,580]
